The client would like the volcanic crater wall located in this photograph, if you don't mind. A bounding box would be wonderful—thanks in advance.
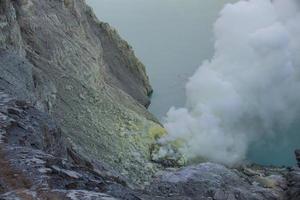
[0,0,163,184]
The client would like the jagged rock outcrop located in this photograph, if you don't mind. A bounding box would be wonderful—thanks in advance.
[295,150,300,168]
[285,150,300,200]
[0,0,164,184]
[145,163,290,200]
[0,91,299,200]
[0,92,292,199]
[0,91,141,199]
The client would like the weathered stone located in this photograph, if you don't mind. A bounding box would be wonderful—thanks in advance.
[286,168,300,200]
[0,92,142,200]
[0,0,162,184]
[0,87,299,200]
[295,149,300,167]
[146,163,288,200]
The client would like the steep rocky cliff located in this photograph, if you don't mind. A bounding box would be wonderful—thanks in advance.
[0,0,164,184]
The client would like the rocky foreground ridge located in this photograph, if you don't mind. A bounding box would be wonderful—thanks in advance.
[0,92,299,200]
[0,0,299,199]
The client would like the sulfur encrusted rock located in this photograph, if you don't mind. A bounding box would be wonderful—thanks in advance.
[0,0,162,184]
[0,89,299,200]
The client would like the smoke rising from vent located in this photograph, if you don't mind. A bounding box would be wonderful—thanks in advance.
[163,0,300,165]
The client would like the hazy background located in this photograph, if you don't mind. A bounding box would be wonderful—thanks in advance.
[86,0,237,118]
[163,0,300,166]
[86,0,299,166]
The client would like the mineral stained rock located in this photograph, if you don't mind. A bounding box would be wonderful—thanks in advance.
[0,0,162,184]
[0,91,299,200]
[0,91,140,199]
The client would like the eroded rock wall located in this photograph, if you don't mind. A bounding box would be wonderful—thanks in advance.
[0,0,162,184]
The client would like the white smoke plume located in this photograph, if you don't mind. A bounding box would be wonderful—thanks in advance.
[163,0,300,165]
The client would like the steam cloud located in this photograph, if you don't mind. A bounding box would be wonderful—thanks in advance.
[163,0,300,165]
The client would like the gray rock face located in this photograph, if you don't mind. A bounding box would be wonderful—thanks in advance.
[0,51,35,102]
[0,0,163,184]
[0,92,140,199]
[145,163,288,200]
[286,168,300,200]
[1,0,152,107]
[0,91,299,200]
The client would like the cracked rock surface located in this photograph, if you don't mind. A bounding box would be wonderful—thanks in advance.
[0,0,162,184]
[0,92,299,200]
[0,92,137,199]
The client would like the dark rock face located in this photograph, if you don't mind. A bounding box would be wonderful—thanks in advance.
[0,92,65,157]
[295,150,300,167]
[286,168,300,200]
[0,91,139,199]
[285,150,300,200]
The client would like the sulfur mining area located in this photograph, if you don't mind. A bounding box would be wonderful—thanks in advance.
[0,0,299,199]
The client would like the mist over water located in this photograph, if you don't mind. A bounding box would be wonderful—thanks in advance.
[164,0,300,166]
[87,0,300,166]
[87,0,237,118]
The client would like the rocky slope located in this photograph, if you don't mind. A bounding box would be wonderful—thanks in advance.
[0,91,141,199]
[0,0,299,199]
[0,0,165,184]
[0,92,299,200]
